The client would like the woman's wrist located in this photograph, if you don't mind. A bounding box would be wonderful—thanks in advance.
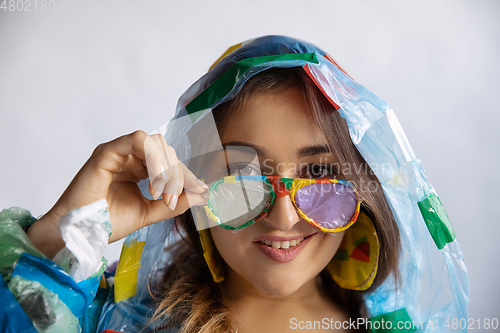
[26,211,66,259]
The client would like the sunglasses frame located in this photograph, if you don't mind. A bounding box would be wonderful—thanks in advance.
[203,175,361,232]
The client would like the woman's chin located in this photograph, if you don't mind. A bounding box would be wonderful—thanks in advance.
[250,274,312,299]
[224,260,322,300]
[259,285,301,298]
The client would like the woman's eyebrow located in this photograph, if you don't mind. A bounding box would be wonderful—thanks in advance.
[298,144,331,157]
[222,142,331,157]
[222,141,267,156]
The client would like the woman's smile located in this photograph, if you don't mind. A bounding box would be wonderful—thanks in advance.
[253,232,316,263]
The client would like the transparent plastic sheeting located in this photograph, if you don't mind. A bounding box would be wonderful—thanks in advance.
[149,111,275,232]
[96,204,178,333]
[99,36,468,332]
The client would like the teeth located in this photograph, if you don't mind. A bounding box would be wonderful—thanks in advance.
[261,237,306,249]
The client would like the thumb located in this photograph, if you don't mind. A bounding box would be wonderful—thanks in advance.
[144,191,207,227]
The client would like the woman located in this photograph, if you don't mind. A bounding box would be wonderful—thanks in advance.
[2,36,468,332]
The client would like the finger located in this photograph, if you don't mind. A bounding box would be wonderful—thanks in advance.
[158,161,209,211]
[147,135,196,212]
[156,159,183,195]
[145,134,178,188]
[148,180,161,198]
[96,131,174,186]
[94,131,149,172]
[180,163,208,193]
[145,135,185,197]
[158,161,183,210]
[150,161,207,211]
[110,155,148,181]
[144,191,207,226]
[112,171,148,184]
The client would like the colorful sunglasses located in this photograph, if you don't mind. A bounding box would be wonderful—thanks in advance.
[202,175,361,232]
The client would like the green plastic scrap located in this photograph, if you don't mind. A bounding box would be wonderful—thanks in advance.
[369,308,416,333]
[0,206,37,228]
[417,193,456,250]
[0,207,46,281]
[8,275,80,333]
[185,53,319,120]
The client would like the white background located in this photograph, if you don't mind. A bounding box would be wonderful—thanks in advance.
[1,0,499,326]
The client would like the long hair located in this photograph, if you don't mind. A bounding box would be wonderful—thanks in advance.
[147,67,400,332]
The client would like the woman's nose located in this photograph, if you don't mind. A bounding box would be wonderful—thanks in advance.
[263,194,301,231]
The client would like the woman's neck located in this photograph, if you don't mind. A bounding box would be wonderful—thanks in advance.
[222,270,353,333]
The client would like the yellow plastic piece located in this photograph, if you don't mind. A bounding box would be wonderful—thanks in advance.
[199,228,224,283]
[289,178,315,196]
[209,42,244,71]
[204,205,220,223]
[114,238,146,303]
[98,275,108,289]
[327,211,379,291]
[223,176,240,183]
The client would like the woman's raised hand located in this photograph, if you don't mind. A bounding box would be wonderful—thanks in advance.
[28,131,207,258]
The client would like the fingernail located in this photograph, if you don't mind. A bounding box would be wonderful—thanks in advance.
[163,192,172,205]
[168,193,178,211]
[153,191,162,200]
[197,179,209,189]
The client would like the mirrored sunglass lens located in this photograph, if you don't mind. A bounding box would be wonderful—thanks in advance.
[294,183,357,230]
[209,179,271,228]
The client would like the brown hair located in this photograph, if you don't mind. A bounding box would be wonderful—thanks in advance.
[147,68,400,332]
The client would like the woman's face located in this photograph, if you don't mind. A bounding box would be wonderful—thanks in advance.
[209,86,345,299]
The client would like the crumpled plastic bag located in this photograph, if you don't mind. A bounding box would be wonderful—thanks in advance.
[53,198,111,283]
[0,201,112,332]
[0,208,81,332]
[0,273,37,333]
[0,207,45,280]
[8,275,80,333]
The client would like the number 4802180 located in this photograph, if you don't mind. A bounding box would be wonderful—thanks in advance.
[1,0,56,11]
[444,318,499,330]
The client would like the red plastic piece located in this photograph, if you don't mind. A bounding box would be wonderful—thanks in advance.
[350,242,370,262]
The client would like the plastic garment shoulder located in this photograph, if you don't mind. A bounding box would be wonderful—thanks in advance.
[100,36,469,332]
[0,207,103,333]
